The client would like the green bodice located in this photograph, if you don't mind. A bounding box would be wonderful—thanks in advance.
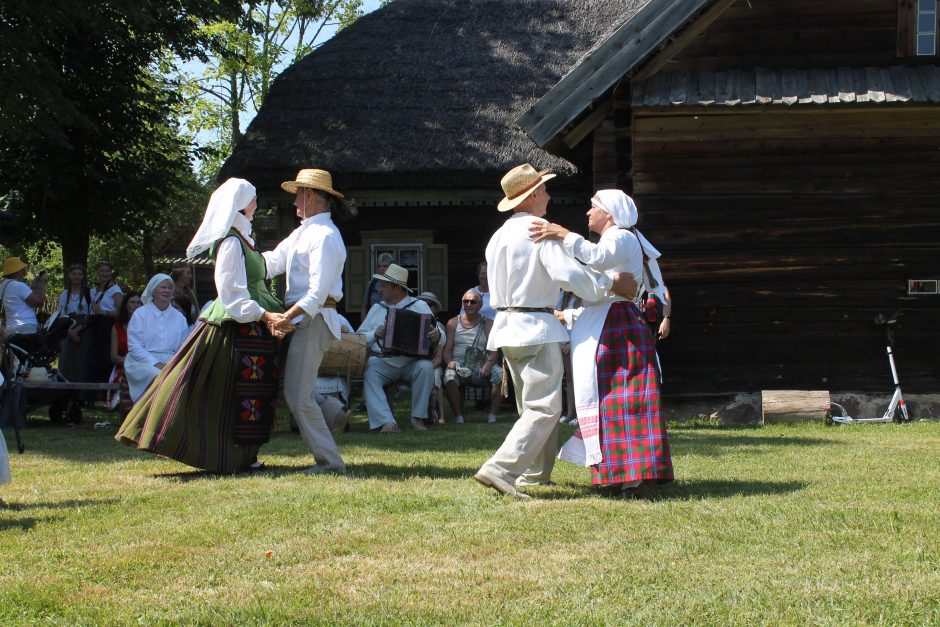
[200,229,284,324]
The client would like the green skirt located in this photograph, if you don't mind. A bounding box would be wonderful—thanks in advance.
[116,320,280,473]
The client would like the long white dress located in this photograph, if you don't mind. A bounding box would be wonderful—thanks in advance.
[123,302,190,401]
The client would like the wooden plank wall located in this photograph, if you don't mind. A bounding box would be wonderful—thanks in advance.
[630,105,940,394]
[671,0,907,71]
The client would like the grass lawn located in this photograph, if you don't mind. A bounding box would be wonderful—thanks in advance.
[2,403,939,625]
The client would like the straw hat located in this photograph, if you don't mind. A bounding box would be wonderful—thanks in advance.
[3,256,27,277]
[497,163,556,212]
[281,168,344,198]
[373,263,411,293]
[416,291,441,309]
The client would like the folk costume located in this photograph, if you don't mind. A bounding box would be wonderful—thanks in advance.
[557,190,672,488]
[263,169,348,472]
[475,164,618,497]
[117,179,283,473]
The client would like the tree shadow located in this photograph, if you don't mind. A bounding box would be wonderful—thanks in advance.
[667,430,837,457]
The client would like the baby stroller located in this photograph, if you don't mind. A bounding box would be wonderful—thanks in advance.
[1,317,76,448]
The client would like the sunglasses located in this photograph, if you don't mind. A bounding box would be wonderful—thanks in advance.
[462,299,479,304]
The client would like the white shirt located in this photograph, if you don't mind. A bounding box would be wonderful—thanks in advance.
[485,212,612,350]
[126,302,190,367]
[215,232,264,323]
[358,295,434,369]
[563,228,643,305]
[1,279,37,334]
[91,283,122,313]
[57,290,91,315]
[263,212,346,339]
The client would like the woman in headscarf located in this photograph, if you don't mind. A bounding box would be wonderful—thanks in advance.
[117,178,285,473]
[530,190,672,497]
[121,274,190,403]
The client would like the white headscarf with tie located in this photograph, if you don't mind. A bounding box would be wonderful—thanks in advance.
[186,178,257,260]
[592,189,665,295]
[141,273,173,305]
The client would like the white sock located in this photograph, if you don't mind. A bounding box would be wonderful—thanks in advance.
[455,415,464,424]
[486,413,497,423]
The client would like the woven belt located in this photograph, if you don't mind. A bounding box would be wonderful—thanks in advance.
[495,307,553,313]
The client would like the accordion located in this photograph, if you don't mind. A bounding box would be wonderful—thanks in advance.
[382,307,434,358]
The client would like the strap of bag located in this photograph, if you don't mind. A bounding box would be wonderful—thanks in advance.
[0,280,10,333]
[629,227,659,292]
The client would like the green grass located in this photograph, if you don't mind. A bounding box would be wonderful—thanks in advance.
[2,405,939,625]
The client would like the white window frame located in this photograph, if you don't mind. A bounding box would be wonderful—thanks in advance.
[916,0,938,56]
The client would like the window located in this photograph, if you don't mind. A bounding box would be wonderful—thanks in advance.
[372,244,423,292]
[917,0,938,55]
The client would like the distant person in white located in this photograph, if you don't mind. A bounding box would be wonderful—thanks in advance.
[123,274,189,401]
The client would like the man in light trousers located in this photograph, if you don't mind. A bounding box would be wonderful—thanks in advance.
[265,168,355,475]
[474,164,636,499]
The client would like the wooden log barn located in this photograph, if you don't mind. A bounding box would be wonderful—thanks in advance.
[221,0,940,395]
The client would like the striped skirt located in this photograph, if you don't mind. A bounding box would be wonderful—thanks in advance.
[592,301,673,486]
[116,320,279,473]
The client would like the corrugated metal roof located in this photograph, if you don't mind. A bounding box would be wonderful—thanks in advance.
[633,65,940,107]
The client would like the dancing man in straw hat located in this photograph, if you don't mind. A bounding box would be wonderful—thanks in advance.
[473,164,637,500]
[264,168,357,475]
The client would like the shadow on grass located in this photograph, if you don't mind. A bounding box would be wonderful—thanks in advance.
[0,498,119,531]
[152,463,479,482]
[529,479,808,502]
[667,430,836,456]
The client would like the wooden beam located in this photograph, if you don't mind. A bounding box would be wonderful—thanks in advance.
[633,0,738,82]
[562,100,613,149]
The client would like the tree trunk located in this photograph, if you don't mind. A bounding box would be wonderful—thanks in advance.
[230,71,242,147]
[141,231,155,277]
[59,224,90,270]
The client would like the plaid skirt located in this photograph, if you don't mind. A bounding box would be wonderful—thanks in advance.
[592,301,673,486]
[116,320,279,473]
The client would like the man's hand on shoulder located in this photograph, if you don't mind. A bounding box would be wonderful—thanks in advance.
[610,273,638,300]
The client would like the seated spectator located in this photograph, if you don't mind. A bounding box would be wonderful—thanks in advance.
[109,291,142,416]
[357,264,440,433]
[461,261,496,320]
[1,257,48,337]
[123,275,189,402]
[359,252,394,322]
[172,294,197,332]
[443,289,503,424]
[416,291,446,425]
[171,262,200,320]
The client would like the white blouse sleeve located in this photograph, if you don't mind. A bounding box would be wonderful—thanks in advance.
[215,236,264,323]
[562,231,637,271]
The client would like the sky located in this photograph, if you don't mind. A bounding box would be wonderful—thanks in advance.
[185,0,384,148]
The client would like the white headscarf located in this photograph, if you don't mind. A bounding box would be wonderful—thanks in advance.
[592,189,666,295]
[142,273,173,305]
[186,178,257,260]
[592,190,662,258]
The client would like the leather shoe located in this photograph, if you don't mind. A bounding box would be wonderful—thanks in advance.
[410,418,427,431]
[378,423,401,434]
[474,469,531,500]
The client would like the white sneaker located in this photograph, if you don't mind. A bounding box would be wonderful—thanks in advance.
[486,414,497,423]
[454,415,464,424]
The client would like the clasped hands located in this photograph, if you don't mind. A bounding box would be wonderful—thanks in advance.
[263,312,296,339]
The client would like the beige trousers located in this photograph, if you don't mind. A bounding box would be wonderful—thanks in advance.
[284,315,344,469]
[478,342,562,485]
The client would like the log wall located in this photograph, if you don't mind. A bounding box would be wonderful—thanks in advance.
[629,105,940,394]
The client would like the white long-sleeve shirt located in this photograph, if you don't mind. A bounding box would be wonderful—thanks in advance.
[562,228,643,304]
[263,212,346,339]
[485,212,613,350]
[126,302,190,367]
[214,235,264,323]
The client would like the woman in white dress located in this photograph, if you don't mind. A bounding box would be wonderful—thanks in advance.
[122,274,190,402]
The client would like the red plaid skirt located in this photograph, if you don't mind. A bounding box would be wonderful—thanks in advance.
[592,301,673,486]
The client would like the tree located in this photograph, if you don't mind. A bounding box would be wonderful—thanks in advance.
[0,0,242,268]
[178,0,364,180]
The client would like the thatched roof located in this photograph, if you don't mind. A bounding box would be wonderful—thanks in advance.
[220,0,649,192]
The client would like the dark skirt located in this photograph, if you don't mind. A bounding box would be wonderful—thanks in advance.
[592,301,673,486]
[116,320,280,474]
